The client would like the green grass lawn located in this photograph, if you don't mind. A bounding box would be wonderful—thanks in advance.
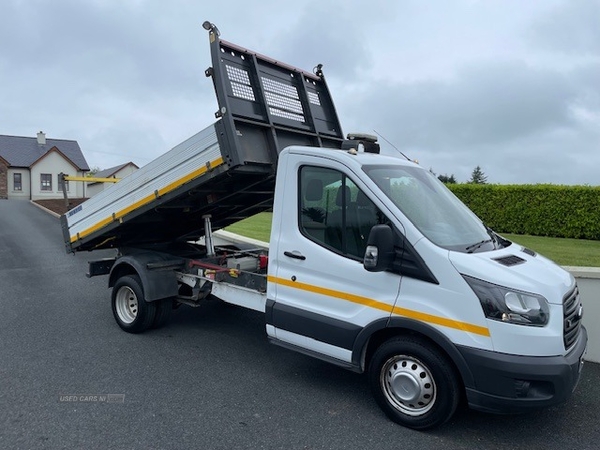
[501,234,600,267]
[225,213,600,267]
[224,212,273,243]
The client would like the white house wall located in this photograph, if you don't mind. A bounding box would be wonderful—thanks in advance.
[88,165,139,197]
[7,168,31,200]
[86,182,103,197]
[30,152,85,200]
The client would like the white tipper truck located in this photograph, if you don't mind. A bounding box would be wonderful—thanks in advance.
[61,22,587,430]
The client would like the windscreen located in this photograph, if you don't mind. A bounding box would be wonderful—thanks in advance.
[363,164,497,253]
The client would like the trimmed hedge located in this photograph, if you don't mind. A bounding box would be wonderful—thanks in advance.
[448,184,600,240]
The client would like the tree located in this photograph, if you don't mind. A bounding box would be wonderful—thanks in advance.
[468,166,487,184]
[87,166,101,177]
[430,168,457,184]
[438,174,457,184]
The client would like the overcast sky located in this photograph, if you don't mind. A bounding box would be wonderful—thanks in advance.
[1,0,598,184]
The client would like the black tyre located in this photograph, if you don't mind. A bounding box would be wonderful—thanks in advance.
[152,298,174,329]
[368,336,460,430]
[111,275,156,333]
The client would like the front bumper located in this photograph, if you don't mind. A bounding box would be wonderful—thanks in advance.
[458,326,587,414]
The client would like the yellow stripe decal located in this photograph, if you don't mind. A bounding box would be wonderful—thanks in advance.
[268,275,490,337]
[390,306,490,336]
[70,157,225,243]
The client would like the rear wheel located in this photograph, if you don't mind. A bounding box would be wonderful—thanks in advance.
[111,275,156,333]
[369,336,460,430]
[152,298,174,329]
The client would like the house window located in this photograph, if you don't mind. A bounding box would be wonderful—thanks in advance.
[41,173,52,191]
[13,173,22,191]
[58,174,69,192]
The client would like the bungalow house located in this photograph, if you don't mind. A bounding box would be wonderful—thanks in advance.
[87,162,139,197]
[0,132,90,200]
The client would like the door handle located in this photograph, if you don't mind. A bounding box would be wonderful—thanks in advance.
[284,251,306,261]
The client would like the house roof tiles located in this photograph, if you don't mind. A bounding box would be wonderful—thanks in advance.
[93,162,138,179]
[88,162,138,185]
[0,134,90,170]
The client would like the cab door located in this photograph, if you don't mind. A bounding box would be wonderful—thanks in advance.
[267,154,402,365]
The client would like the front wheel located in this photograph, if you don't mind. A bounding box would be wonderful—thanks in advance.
[111,275,156,333]
[368,336,461,430]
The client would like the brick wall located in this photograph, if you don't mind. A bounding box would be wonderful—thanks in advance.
[0,161,7,199]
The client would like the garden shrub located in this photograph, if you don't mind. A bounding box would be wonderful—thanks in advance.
[448,184,600,240]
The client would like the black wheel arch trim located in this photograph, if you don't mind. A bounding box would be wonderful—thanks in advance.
[352,316,475,389]
[109,251,179,302]
[265,298,361,350]
[266,298,475,388]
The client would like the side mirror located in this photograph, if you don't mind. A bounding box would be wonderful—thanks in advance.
[363,224,394,272]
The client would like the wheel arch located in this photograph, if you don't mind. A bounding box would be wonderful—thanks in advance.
[352,317,475,390]
[108,253,179,302]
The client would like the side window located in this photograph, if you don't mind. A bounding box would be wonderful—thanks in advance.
[40,173,52,191]
[13,173,22,191]
[299,166,384,259]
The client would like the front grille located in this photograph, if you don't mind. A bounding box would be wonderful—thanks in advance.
[563,286,583,350]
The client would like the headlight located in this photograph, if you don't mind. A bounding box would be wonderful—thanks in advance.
[463,275,549,326]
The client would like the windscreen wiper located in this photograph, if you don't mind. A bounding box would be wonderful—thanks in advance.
[465,239,493,253]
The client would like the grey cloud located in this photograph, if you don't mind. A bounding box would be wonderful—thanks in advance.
[0,0,206,100]
[572,62,600,111]
[528,0,600,55]
[266,1,377,80]
[1,0,598,185]
[349,61,576,150]
[338,58,599,184]
[0,0,218,168]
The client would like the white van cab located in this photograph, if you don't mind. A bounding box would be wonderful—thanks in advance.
[266,145,587,429]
